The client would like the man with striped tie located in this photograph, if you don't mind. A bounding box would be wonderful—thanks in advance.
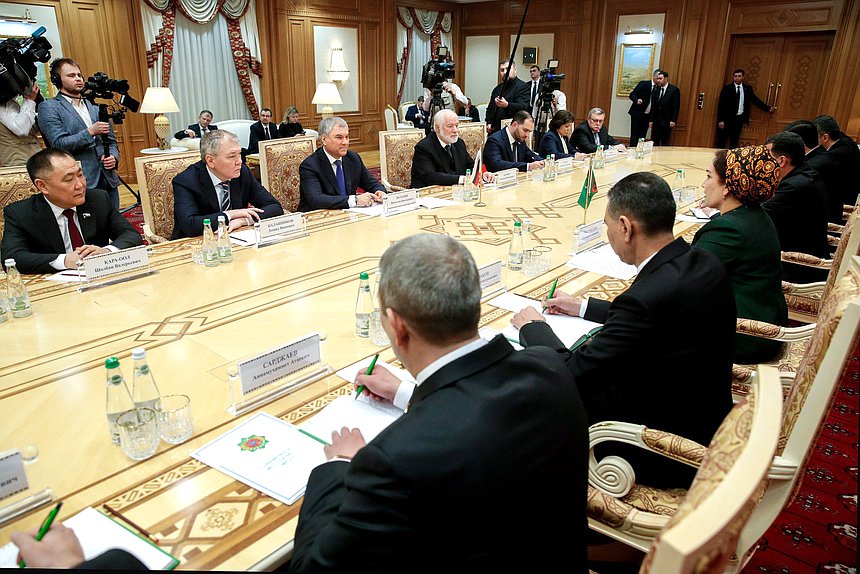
[171,130,284,239]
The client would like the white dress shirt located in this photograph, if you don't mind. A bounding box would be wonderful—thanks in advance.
[62,93,94,130]
[736,83,745,116]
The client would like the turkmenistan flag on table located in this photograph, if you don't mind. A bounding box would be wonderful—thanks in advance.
[577,163,597,209]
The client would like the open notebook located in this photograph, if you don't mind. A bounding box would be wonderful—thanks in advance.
[0,506,178,569]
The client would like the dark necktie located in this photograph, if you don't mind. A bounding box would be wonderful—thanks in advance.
[62,209,84,250]
[512,142,518,162]
[445,144,454,164]
[530,81,537,106]
[218,181,231,211]
[264,125,270,139]
[335,159,347,196]
[659,87,665,101]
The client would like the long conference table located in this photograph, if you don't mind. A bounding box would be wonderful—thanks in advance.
[0,147,717,570]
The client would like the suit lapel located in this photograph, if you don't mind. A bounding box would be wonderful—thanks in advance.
[77,198,97,242]
[32,195,66,254]
[317,149,340,195]
[634,238,689,284]
[56,95,89,132]
[196,163,220,212]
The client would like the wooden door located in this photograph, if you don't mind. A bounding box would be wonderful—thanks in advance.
[726,33,833,146]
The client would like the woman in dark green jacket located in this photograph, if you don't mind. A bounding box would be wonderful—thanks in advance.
[693,146,788,363]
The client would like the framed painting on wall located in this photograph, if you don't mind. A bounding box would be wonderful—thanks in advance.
[616,43,655,97]
[522,46,538,66]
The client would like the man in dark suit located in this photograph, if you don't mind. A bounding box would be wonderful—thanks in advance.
[483,110,544,173]
[627,71,658,146]
[2,149,142,274]
[512,172,735,488]
[716,69,774,149]
[173,109,218,140]
[762,131,830,283]
[404,96,429,130]
[37,58,122,209]
[171,130,283,239]
[289,233,589,573]
[460,97,481,122]
[814,115,860,209]
[247,107,280,154]
[786,119,842,223]
[648,69,680,146]
[411,110,494,188]
[484,59,531,134]
[571,107,625,153]
[298,116,386,212]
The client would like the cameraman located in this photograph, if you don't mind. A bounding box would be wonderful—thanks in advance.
[0,80,41,166]
[422,81,468,115]
[37,58,121,209]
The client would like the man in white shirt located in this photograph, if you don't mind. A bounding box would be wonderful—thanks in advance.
[1,148,142,274]
[290,233,589,572]
[0,81,42,166]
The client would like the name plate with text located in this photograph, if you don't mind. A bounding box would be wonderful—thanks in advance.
[556,157,576,175]
[644,141,654,154]
[238,334,322,396]
[495,168,519,189]
[576,220,604,248]
[256,213,305,245]
[81,245,149,282]
[478,260,503,291]
[0,450,28,502]
[382,189,419,216]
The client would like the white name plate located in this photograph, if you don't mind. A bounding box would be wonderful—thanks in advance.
[478,260,503,291]
[383,189,419,216]
[238,334,322,396]
[0,450,28,502]
[556,157,575,175]
[256,213,305,244]
[81,245,149,281]
[495,168,519,189]
[577,220,603,246]
[644,141,654,153]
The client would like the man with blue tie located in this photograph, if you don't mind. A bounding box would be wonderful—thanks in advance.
[483,110,545,173]
[298,116,386,211]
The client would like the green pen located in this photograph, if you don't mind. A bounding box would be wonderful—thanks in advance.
[19,501,63,568]
[543,278,559,314]
[355,354,379,399]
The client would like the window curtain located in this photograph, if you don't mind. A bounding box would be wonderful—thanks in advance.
[395,7,452,106]
[140,0,263,128]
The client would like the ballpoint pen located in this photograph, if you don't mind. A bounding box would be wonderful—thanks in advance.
[355,354,379,399]
[19,501,62,568]
[543,278,558,315]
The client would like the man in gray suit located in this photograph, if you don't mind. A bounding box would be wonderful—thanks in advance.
[37,58,121,208]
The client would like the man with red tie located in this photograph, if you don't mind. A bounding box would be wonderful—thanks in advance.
[1,148,142,274]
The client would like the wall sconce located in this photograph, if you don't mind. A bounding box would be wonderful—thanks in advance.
[0,8,37,23]
[327,47,350,83]
[624,25,653,35]
[312,82,343,119]
[139,87,180,150]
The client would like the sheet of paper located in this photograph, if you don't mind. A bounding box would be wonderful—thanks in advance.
[479,326,522,350]
[487,292,542,314]
[345,203,386,217]
[567,243,637,280]
[486,293,602,348]
[335,357,415,387]
[417,196,456,209]
[676,214,707,223]
[299,395,402,444]
[192,412,326,505]
[229,229,257,246]
[45,269,86,283]
[0,507,178,569]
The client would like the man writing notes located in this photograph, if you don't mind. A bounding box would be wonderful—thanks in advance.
[404,96,429,130]
[288,233,589,573]
[627,70,658,147]
[174,109,217,140]
[484,59,531,134]
[298,116,386,212]
[511,172,735,488]
[410,110,494,188]
[484,110,545,173]
[648,69,680,146]
[716,69,774,149]
[572,107,625,154]
[171,130,283,239]
[2,149,142,274]
[37,58,121,209]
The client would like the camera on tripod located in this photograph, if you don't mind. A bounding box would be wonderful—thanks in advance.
[81,71,140,124]
[421,45,455,92]
[0,26,52,104]
[538,59,565,108]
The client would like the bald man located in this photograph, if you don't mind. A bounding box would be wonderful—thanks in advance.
[410,109,492,188]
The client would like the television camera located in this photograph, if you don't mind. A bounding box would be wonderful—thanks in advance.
[0,26,52,104]
[420,45,456,126]
[534,59,566,148]
[81,71,140,124]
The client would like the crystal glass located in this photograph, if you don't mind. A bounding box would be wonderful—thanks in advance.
[117,408,160,460]
[452,185,465,202]
[369,310,389,346]
[155,394,194,444]
[522,249,541,276]
[534,246,552,273]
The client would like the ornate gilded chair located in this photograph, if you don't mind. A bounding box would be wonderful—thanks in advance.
[259,135,315,213]
[134,151,199,243]
[586,256,860,573]
[398,101,415,126]
[638,364,781,574]
[0,166,38,243]
[457,121,487,166]
[378,128,423,190]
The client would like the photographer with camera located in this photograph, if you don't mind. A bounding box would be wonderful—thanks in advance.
[420,46,467,130]
[37,58,121,209]
[0,80,41,166]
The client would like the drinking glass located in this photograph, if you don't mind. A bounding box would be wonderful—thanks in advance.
[155,394,194,444]
[117,408,160,460]
[523,249,541,276]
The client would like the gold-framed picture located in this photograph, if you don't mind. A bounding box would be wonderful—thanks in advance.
[522,46,538,66]
[0,35,55,99]
[616,43,656,97]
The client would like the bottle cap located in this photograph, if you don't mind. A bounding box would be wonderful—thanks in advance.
[203,218,211,225]
[513,221,521,227]
[4,258,14,267]
[131,347,146,360]
[359,272,369,280]
[105,357,120,369]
